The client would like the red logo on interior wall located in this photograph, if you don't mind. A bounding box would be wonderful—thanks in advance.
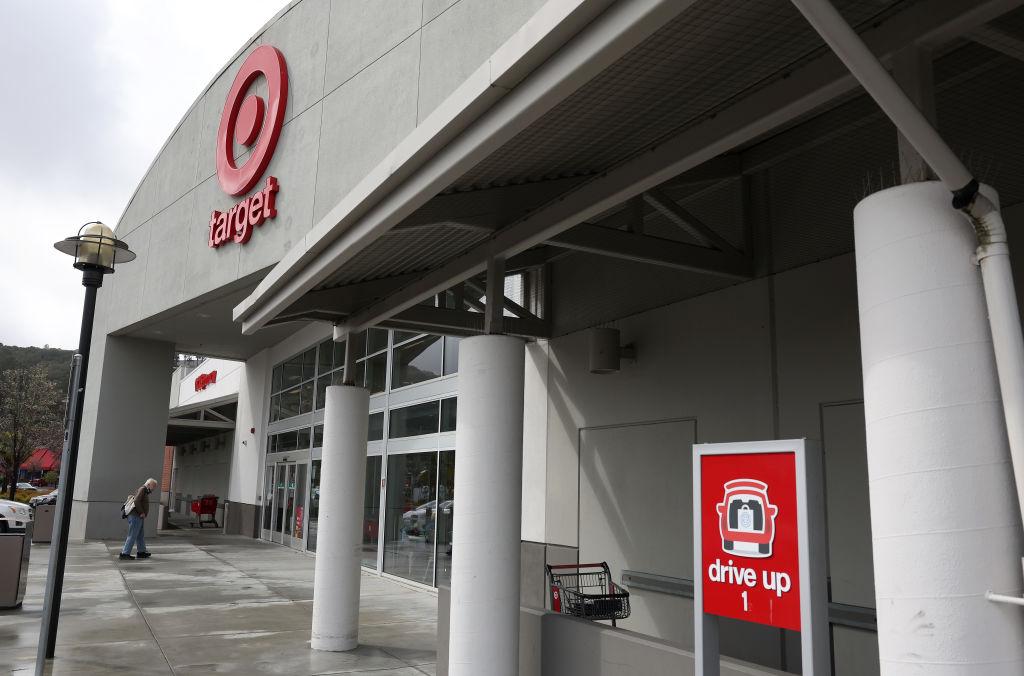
[194,371,218,392]
[701,452,800,631]
[209,45,288,249]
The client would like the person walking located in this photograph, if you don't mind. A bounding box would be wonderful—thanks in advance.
[119,478,157,560]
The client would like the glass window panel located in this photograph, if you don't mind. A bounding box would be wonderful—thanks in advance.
[267,435,277,453]
[318,339,333,373]
[273,465,286,533]
[332,369,346,386]
[313,424,324,448]
[302,348,317,381]
[354,361,366,389]
[283,357,303,388]
[263,465,274,530]
[364,353,387,394]
[315,375,330,411]
[363,456,382,569]
[293,463,307,542]
[280,386,301,419]
[440,398,457,433]
[277,430,299,453]
[436,450,455,588]
[269,393,281,423]
[333,340,346,368]
[284,465,296,536]
[393,331,420,345]
[367,328,389,354]
[272,366,283,393]
[300,379,314,414]
[297,427,311,451]
[368,412,384,441]
[308,460,321,552]
[389,401,440,438]
[443,336,461,375]
[392,335,443,389]
[383,451,438,585]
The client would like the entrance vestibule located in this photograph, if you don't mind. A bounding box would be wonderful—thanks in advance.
[262,460,308,550]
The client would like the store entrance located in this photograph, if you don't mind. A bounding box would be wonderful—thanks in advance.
[262,461,307,550]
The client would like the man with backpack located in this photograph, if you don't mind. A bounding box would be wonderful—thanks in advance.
[119,478,157,561]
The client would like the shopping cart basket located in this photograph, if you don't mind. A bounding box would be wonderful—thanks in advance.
[190,494,219,528]
[546,562,630,626]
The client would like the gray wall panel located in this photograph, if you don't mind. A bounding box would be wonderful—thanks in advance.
[324,0,421,93]
[417,0,548,123]
[313,34,421,225]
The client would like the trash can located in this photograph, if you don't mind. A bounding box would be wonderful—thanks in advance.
[0,524,32,608]
[32,505,55,543]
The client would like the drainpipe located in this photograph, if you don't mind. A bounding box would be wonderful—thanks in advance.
[790,0,1024,585]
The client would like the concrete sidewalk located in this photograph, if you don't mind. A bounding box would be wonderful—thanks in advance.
[0,528,437,675]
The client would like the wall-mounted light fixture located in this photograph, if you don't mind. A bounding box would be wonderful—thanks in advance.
[588,327,636,374]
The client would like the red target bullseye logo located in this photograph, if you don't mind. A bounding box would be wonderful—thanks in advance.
[216,45,288,196]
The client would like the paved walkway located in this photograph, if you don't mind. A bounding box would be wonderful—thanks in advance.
[0,528,438,675]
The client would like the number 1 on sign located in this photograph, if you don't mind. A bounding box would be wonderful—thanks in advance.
[741,590,749,612]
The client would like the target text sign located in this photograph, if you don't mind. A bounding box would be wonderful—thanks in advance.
[209,45,288,248]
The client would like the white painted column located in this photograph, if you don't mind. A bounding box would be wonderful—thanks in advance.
[448,335,525,676]
[855,181,1024,675]
[311,385,369,652]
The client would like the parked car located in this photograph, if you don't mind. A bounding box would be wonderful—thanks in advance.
[0,499,32,532]
[30,478,46,487]
[15,482,40,492]
[30,491,58,508]
[402,500,437,539]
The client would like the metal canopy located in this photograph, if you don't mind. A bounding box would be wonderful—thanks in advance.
[237,0,1024,339]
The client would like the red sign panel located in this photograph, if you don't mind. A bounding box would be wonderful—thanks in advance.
[700,452,801,631]
[209,45,288,249]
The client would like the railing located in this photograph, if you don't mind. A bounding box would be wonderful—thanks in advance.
[620,569,877,632]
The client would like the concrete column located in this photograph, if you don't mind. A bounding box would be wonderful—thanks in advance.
[71,334,175,541]
[448,335,525,676]
[226,353,269,536]
[311,385,369,652]
[855,181,1024,675]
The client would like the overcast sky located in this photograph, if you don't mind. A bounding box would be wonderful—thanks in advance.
[0,0,288,349]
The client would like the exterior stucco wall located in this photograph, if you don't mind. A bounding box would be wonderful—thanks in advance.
[174,357,243,408]
[530,253,872,673]
[105,0,549,334]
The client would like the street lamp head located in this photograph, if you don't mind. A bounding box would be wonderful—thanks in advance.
[53,222,136,278]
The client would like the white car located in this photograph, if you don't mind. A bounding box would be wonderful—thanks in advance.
[0,499,32,532]
[15,482,39,492]
[29,491,58,508]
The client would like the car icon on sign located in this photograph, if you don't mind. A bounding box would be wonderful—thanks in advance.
[715,479,778,558]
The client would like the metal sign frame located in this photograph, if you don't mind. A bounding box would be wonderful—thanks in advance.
[693,438,828,676]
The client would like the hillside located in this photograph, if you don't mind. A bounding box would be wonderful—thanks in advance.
[0,343,75,390]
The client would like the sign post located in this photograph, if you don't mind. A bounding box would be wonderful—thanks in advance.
[693,439,827,676]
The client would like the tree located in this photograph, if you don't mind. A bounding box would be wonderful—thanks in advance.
[0,366,65,500]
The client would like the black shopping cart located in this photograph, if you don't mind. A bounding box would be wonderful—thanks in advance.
[546,562,631,627]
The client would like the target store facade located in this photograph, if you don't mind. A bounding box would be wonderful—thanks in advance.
[73,1,1024,674]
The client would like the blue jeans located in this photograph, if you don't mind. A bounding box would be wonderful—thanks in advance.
[121,514,146,555]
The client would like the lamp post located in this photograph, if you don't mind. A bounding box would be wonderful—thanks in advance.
[36,223,135,670]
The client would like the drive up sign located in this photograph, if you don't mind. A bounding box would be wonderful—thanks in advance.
[693,439,828,676]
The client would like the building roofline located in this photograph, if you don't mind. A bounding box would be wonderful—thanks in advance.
[232,0,682,334]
